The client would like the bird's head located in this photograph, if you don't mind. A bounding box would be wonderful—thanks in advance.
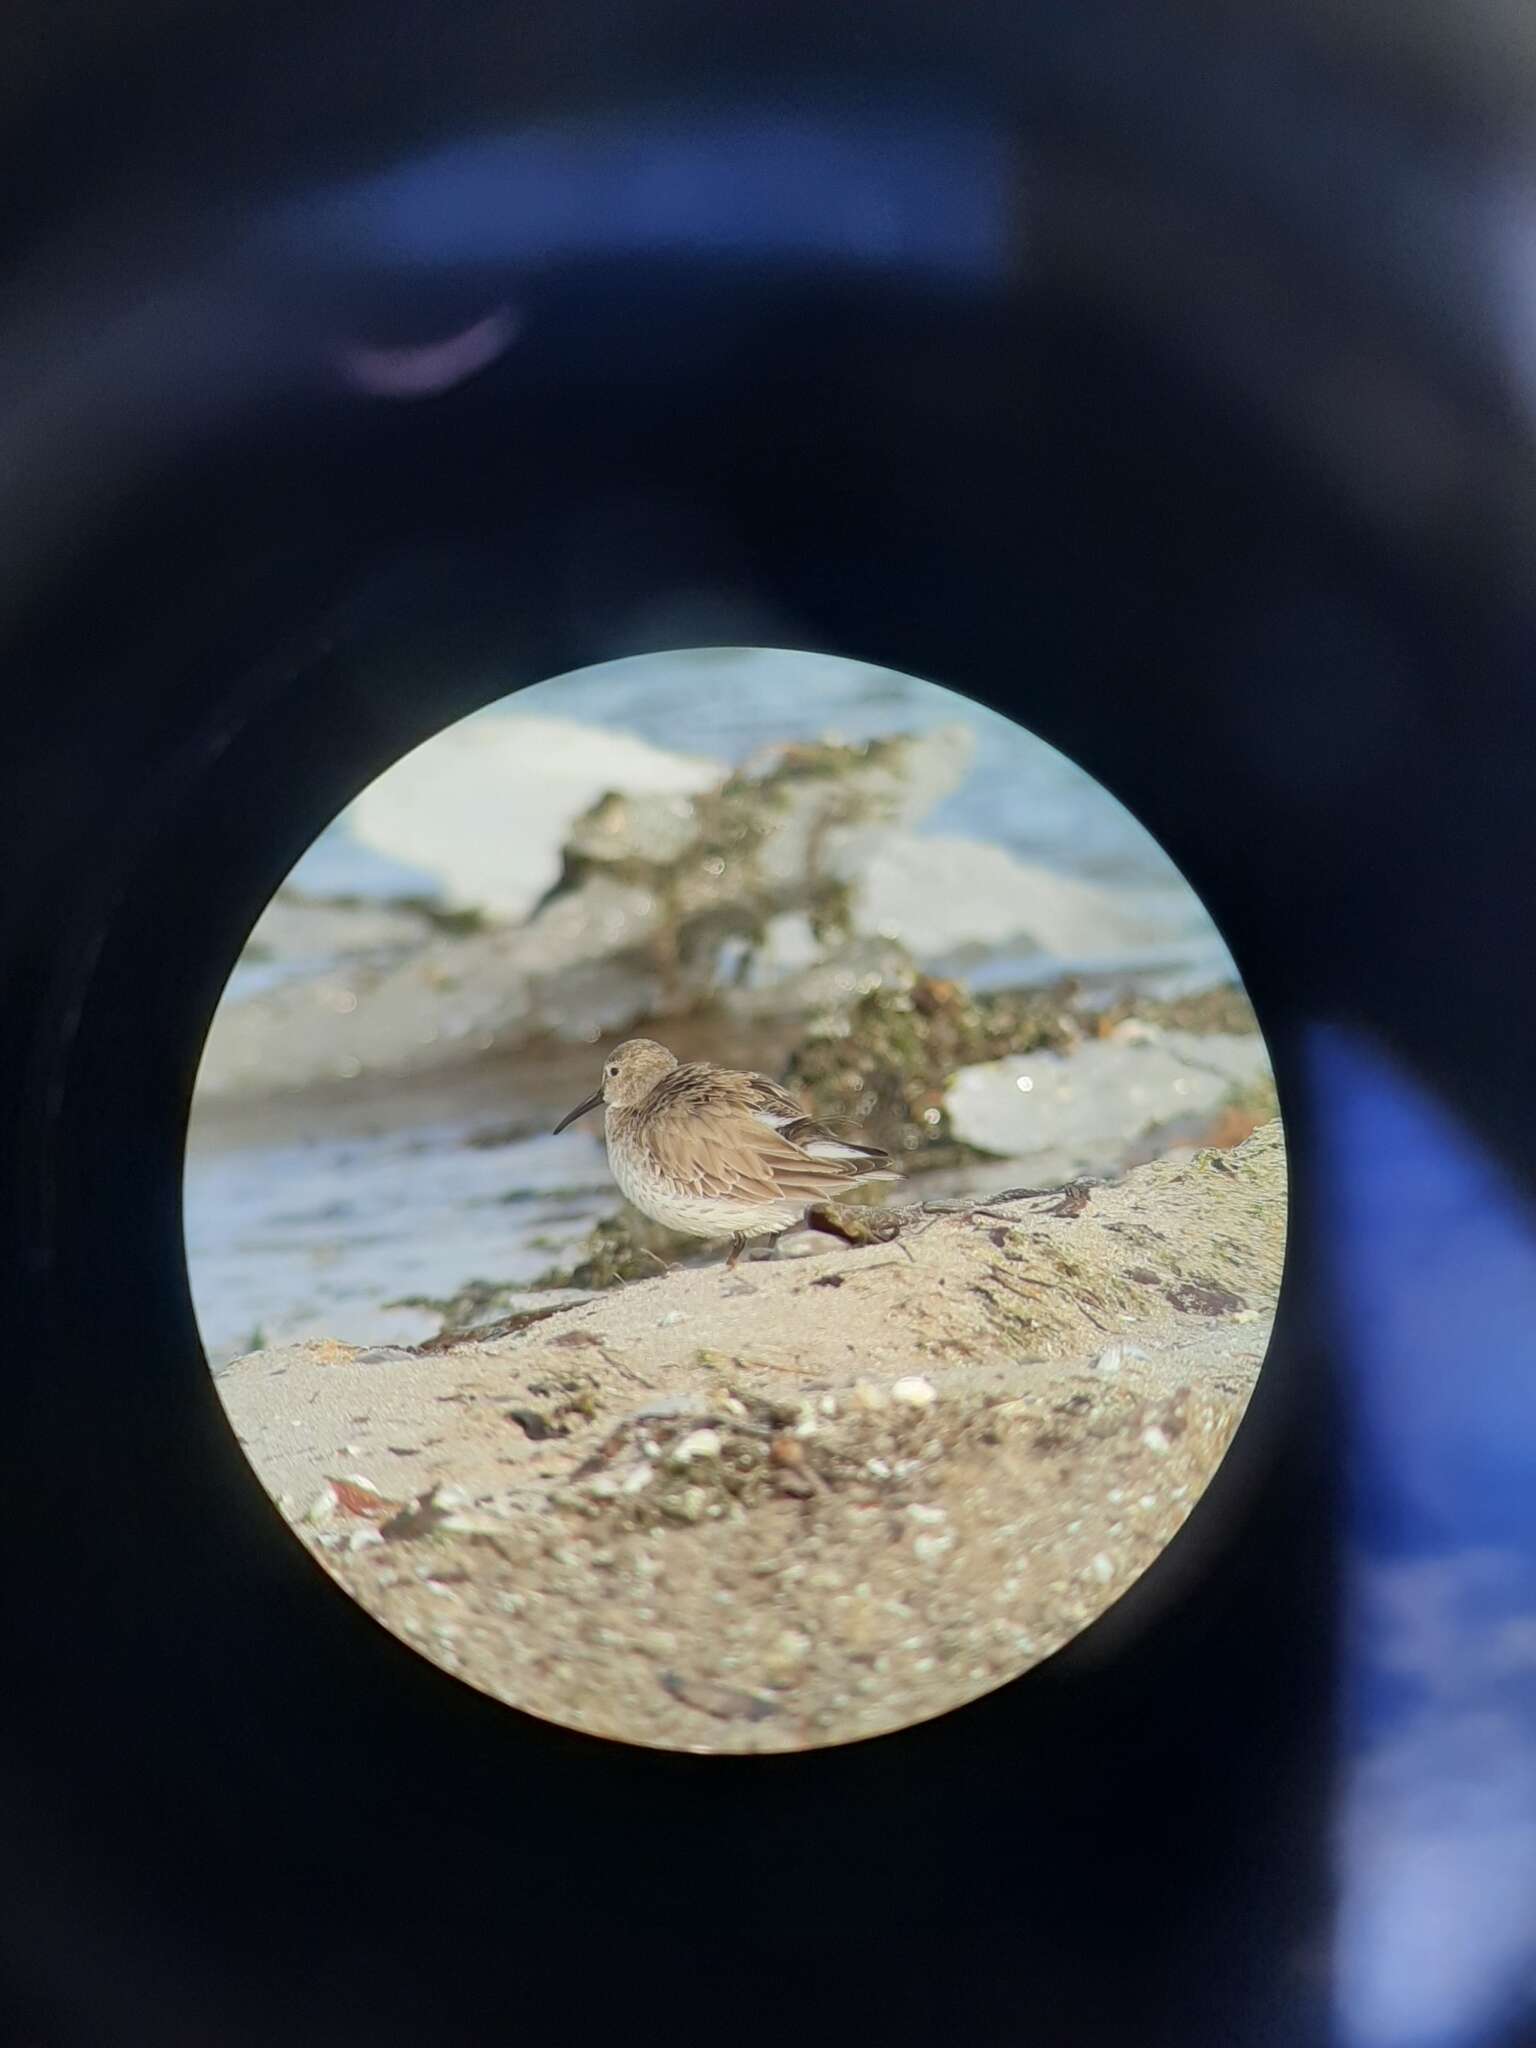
[553,1038,678,1130]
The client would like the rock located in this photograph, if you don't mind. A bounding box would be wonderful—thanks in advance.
[762,1629,815,1688]
[726,934,917,1018]
[346,712,723,923]
[668,1429,723,1467]
[851,834,1190,969]
[891,1377,938,1410]
[945,1026,1273,1160]
[239,890,439,982]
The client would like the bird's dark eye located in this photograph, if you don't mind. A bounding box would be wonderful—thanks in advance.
[606,1064,617,1077]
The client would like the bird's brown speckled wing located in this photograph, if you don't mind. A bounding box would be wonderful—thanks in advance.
[633,1064,896,1204]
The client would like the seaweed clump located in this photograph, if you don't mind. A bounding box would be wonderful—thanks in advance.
[530,1208,702,1292]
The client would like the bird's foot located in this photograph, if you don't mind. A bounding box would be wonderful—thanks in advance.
[804,1203,914,1262]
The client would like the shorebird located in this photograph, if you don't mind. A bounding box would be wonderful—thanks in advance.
[553,1039,900,1268]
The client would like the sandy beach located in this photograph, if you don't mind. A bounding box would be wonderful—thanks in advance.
[218,1120,1285,1752]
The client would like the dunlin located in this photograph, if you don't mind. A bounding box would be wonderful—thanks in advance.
[553,1039,900,1267]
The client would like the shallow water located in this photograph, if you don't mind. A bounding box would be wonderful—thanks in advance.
[187,1109,612,1361]
[187,649,1238,1363]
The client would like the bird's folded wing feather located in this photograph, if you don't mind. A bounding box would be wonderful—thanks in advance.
[648,1094,896,1204]
[740,1073,893,1160]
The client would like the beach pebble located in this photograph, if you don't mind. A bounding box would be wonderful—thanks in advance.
[891,1376,937,1410]
[658,1310,688,1328]
[904,1503,948,1526]
[912,1531,955,1564]
[762,1630,815,1687]
[662,1486,708,1523]
[851,1382,888,1411]
[668,1428,723,1467]
[620,1463,655,1494]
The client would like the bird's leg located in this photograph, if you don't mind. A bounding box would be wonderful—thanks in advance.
[725,1233,747,1271]
[637,1248,673,1276]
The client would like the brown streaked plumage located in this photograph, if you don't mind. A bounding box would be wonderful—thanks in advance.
[553,1038,900,1266]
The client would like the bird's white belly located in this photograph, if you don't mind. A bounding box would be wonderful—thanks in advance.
[607,1140,799,1240]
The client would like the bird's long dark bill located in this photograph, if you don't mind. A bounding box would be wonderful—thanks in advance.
[552,1089,604,1135]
